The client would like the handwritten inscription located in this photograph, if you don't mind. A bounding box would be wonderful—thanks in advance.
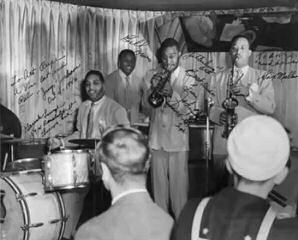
[183,53,215,75]
[255,52,298,66]
[24,101,77,137]
[121,35,151,62]
[271,70,298,82]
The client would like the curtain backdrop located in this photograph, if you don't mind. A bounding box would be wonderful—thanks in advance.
[1,0,297,145]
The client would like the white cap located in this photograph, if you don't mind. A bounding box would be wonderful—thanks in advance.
[227,115,290,181]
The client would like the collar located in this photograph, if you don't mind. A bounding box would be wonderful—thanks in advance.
[112,188,147,205]
[119,69,130,83]
[89,96,105,106]
[235,65,249,76]
[170,66,180,84]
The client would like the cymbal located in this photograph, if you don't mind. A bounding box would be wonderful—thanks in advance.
[68,138,100,148]
[2,138,26,143]
[0,133,13,140]
[1,138,47,144]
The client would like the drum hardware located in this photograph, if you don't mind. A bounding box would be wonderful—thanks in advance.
[21,222,44,231]
[0,190,6,224]
[16,192,38,201]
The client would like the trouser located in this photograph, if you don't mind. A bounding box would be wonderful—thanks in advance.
[151,149,188,219]
[61,187,89,239]
[211,154,230,195]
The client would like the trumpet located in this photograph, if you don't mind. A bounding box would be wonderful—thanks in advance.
[221,66,238,138]
[148,70,170,108]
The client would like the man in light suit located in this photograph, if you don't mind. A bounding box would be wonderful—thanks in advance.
[144,38,199,219]
[75,126,174,240]
[209,34,276,193]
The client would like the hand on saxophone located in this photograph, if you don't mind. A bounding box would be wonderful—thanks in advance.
[231,84,249,97]
[219,111,238,126]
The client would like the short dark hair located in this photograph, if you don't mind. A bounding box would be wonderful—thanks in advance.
[157,38,179,62]
[97,126,150,183]
[230,34,252,50]
[84,70,105,84]
[118,49,136,60]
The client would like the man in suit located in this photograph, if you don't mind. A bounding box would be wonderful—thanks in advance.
[75,126,174,240]
[105,49,148,124]
[173,115,298,240]
[209,34,276,192]
[144,38,200,219]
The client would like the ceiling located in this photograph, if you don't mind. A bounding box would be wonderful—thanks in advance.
[50,0,298,11]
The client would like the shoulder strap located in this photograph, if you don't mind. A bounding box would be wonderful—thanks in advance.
[256,207,276,240]
[191,197,211,240]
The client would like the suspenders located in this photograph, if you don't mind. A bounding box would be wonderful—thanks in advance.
[191,197,277,240]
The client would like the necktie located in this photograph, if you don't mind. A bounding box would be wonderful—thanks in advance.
[86,103,95,138]
[234,68,243,84]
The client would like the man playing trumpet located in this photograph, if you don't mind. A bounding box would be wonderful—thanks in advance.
[143,38,202,219]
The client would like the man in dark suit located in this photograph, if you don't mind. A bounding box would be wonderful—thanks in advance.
[173,115,298,240]
[75,126,173,240]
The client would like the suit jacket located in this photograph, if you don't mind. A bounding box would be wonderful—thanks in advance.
[105,70,147,124]
[67,96,129,141]
[209,66,276,155]
[173,187,298,240]
[75,192,174,240]
[144,66,197,152]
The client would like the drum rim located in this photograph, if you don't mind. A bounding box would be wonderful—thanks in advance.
[14,158,41,163]
[44,182,89,191]
[50,149,88,154]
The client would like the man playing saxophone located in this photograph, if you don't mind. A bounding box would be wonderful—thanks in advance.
[209,34,276,193]
[143,38,202,219]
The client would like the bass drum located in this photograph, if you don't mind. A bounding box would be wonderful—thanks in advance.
[0,171,66,240]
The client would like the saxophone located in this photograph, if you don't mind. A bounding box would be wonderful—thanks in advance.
[148,70,170,108]
[221,66,238,138]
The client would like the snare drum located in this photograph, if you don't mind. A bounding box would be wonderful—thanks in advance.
[0,171,66,240]
[5,158,42,172]
[43,149,90,191]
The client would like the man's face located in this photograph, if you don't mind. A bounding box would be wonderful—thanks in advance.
[85,74,105,102]
[230,37,251,68]
[118,53,136,76]
[161,46,180,72]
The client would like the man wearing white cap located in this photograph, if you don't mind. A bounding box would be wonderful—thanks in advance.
[173,115,298,240]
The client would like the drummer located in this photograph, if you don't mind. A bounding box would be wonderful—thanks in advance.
[49,70,129,149]
[48,70,129,240]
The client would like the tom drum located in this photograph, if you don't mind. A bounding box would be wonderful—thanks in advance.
[43,149,90,191]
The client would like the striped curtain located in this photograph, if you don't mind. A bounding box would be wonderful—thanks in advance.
[1,0,297,146]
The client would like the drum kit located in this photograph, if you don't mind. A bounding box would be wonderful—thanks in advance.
[0,136,100,240]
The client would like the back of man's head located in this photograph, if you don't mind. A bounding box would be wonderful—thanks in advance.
[97,126,150,184]
[227,115,290,182]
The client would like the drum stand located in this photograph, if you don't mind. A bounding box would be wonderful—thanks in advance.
[205,97,214,195]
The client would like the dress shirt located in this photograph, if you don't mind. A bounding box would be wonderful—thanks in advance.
[111,188,148,205]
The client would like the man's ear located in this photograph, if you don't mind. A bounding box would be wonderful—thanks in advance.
[101,162,111,183]
[248,49,252,57]
[273,167,289,185]
[225,158,233,174]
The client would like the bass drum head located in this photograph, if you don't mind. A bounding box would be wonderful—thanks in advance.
[0,172,65,240]
[0,175,24,240]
